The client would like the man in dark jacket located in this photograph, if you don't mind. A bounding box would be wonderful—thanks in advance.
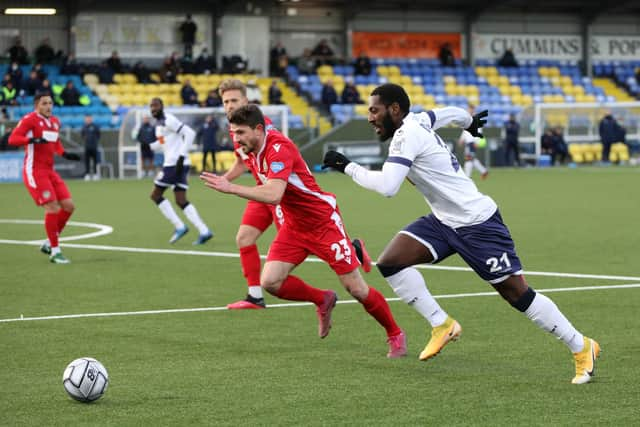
[599,112,623,163]
[198,115,219,172]
[60,81,81,106]
[136,115,156,177]
[81,115,101,180]
[504,114,521,166]
[179,14,197,57]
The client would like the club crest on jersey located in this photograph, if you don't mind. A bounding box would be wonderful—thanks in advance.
[389,134,405,155]
[42,190,51,199]
[270,161,285,173]
[273,143,281,152]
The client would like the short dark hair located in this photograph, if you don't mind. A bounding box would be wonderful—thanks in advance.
[371,83,410,114]
[228,104,265,129]
[151,97,164,107]
[34,92,51,104]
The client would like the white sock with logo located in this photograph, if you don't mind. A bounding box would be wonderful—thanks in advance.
[157,199,185,230]
[385,267,448,327]
[182,203,209,235]
[524,292,584,353]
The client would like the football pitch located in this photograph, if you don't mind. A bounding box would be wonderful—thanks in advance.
[1,167,639,426]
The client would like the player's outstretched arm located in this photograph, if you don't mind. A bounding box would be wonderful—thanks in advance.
[200,172,286,205]
[323,150,409,197]
[428,106,473,130]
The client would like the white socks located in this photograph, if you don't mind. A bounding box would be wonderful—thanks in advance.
[464,159,487,177]
[183,204,209,235]
[157,199,185,230]
[385,267,448,327]
[248,285,264,299]
[473,159,487,174]
[524,292,584,353]
[464,161,473,177]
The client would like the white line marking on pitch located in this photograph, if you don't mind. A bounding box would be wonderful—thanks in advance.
[1,283,638,324]
[0,219,113,243]
[1,239,638,282]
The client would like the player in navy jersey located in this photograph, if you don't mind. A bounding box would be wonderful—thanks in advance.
[323,83,599,384]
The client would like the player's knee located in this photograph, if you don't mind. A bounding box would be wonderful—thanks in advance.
[236,231,258,248]
[376,263,404,278]
[151,194,163,204]
[260,277,281,295]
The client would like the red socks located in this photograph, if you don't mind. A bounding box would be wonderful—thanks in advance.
[275,275,326,306]
[57,209,72,234]
[239,244,261,287]
[361,286,402,338]
[45,212,59,248]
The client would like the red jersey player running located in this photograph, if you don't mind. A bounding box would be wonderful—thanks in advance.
[200,104,406,358]
[9,93,81,264]
[218,79,371,310]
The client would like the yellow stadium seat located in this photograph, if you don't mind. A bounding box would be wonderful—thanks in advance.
[568,144,584,163]
[592,143,603,161]
[354,104,369,117]
[215,151,237,172]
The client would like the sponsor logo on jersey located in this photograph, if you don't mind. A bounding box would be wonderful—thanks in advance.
[270,161,285,173]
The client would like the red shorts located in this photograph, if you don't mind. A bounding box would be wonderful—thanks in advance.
[267,210,360,275]
[241,200,284,232]
[23,169,71,206]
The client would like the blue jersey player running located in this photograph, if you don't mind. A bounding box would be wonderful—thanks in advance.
[323,83,600,384]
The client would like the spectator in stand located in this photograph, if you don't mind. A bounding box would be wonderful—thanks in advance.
[81,115,101,180]
[7,37,28,64]
[551,127,569,166]
[354,52,372,76]
[636,67,640,85]
[136,115,156,178]
[195,48,216,74]
[438,43,455,67]
[181,79,199,105]
[61,54,80,75]
[312,39,335,66]
[268,80,283,105]
[1,73,11,87]
[34,38,56,64]
[269,42,288,77]
[8,62,23,89]
[498,48,519,67]
[599,111,623,163]
[198,115,220,173]
[1,81,18,106]
[246,79,263,104]
[179,14,198,57]
[321,79,338,114]
[38,79,53,97]
[107,50,123,73]
[204,89,222,107]
[97,61,114,84]
[133,61,152,84]
[24,71,42,96]
[60,81,81,106]
[297,48,316,75]
[503,113,521,166]
[32,63,47,81]
[341,80,362,104]
[179,54,195,74]
[541,128,554,156]
[160,57,178,83]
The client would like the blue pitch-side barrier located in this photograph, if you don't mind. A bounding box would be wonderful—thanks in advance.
[0,152,24,183]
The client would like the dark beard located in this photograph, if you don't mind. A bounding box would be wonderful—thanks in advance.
[378,112,396,141]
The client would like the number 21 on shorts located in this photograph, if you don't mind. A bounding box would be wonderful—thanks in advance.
[486,252,511,273]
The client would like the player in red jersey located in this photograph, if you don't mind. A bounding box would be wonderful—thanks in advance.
[201,104,405,358]
[9,93,81,264]
[218,79,371,310]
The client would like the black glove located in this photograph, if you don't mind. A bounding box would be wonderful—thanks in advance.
[322,150,351,173]
[29,137,47,144]
[175,155,185,176]
[62,152,81,161]
[465,110,488,138]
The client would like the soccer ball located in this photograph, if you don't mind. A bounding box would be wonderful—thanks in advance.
[62,357,109,402]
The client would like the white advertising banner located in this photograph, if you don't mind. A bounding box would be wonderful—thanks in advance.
[591,36,640,60]
[473,33,582,60]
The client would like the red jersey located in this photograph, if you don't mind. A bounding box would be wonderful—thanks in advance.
[9,111,64,171]
[232,115,273,185]
[245,128,338,231]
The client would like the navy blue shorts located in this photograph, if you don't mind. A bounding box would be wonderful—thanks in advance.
[140,144,154,160]
[402,210,523,284]
[154,165,190,190]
